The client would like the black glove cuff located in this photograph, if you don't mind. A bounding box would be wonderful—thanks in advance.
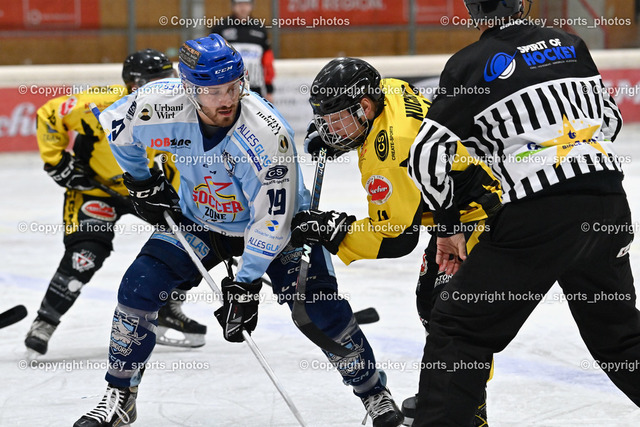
[434,205,461,237]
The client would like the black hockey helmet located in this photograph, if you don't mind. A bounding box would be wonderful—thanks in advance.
[309,57,383,116]
[463,0,529,21]
[122,49,175,92]
[309,58,384,151]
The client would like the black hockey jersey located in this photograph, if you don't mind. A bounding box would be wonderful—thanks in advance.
[408,20,623,232]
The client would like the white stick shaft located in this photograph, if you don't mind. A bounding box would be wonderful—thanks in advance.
[163,212,307,427]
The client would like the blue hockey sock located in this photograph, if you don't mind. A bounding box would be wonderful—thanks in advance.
[105,304,157,388]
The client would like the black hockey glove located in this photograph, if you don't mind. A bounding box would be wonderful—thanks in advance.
[44,151,95,191]
[123,169,181,226]
[304,121,348,161]
[290,209,356,254]
[214,277,262,342]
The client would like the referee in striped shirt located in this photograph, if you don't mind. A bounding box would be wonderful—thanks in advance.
[407,0,640,425]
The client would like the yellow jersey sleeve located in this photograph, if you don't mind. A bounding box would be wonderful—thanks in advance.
[336,79,428,265]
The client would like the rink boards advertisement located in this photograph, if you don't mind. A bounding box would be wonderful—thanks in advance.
[1,69,640,153]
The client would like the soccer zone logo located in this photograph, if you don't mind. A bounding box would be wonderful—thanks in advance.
[484,51,517,82]
[192,177,244,221]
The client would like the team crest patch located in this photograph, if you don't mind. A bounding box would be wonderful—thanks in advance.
[326,335,365,377]
[72,250,96,272]
[278,135,289,153]
[110,309,148,357]
[223,151,236,177]
[81,200,116,221]
[365,175,393,205]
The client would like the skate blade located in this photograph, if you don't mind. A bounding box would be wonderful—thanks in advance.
[25,349,42,361]
[155,326,205,348]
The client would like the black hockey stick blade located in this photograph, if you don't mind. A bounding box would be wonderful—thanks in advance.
[354,307,380,325]
[0,305,28,329]
[291,148,358,358]
[292,295,356,357]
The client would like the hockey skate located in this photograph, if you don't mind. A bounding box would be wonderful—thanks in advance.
[24,317,57,356]
[74,384,137,427]
[359,372,404,427]
[156,290,207,348]
[400,391,488,426]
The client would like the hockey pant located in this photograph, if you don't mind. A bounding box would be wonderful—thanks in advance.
[106,219,380,394]
[415,193,640,426]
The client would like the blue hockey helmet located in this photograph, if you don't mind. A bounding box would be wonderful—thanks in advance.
[178,33,245,85]
[178,33,248,111]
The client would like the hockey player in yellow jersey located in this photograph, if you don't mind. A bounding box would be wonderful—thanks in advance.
[290,58,502,427]
[25,49,207,356]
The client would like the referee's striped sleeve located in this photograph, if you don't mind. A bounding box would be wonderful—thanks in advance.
[408,118,459,214]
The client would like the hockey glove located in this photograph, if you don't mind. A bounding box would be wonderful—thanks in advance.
[44,151,95,191]
[304,121,348,161]
[290,209,356,254]
[214,277,262,342]
[123,169,181,226]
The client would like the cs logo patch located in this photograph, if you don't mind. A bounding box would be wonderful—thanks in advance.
[375,130,389,161]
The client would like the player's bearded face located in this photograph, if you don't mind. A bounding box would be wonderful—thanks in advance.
[197,79,242,126]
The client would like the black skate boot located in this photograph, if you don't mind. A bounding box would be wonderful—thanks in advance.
[156,289,207,348]
[401,391,489,426]
[359,372,404,427]
[24,316,57,355]
[74,384,137,427]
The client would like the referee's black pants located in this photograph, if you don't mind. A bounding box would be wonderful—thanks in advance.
[415,191,640,426]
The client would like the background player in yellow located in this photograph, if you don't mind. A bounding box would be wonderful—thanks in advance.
[290,58,502,426]
[25,49,207,356]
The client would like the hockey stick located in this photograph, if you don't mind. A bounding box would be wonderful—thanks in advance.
[163,212,307,427]
[291,149,355,357]
[0,305,28,329]
[228,258,380,325]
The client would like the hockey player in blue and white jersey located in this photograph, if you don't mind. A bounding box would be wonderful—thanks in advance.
[74,34,404,427]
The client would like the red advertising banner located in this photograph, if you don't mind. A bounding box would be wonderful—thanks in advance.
[279,0,407,27]
[0,0,100,30]
[278,0,467,27]
[415,0,469,26]
[0,88,49,152]
[1,71,639,153]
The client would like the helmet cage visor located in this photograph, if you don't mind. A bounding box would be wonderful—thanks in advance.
[313,103,369,151]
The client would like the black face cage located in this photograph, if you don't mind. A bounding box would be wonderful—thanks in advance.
[313,103,370,152]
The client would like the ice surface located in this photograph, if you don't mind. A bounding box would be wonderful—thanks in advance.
[2,125,640,426]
